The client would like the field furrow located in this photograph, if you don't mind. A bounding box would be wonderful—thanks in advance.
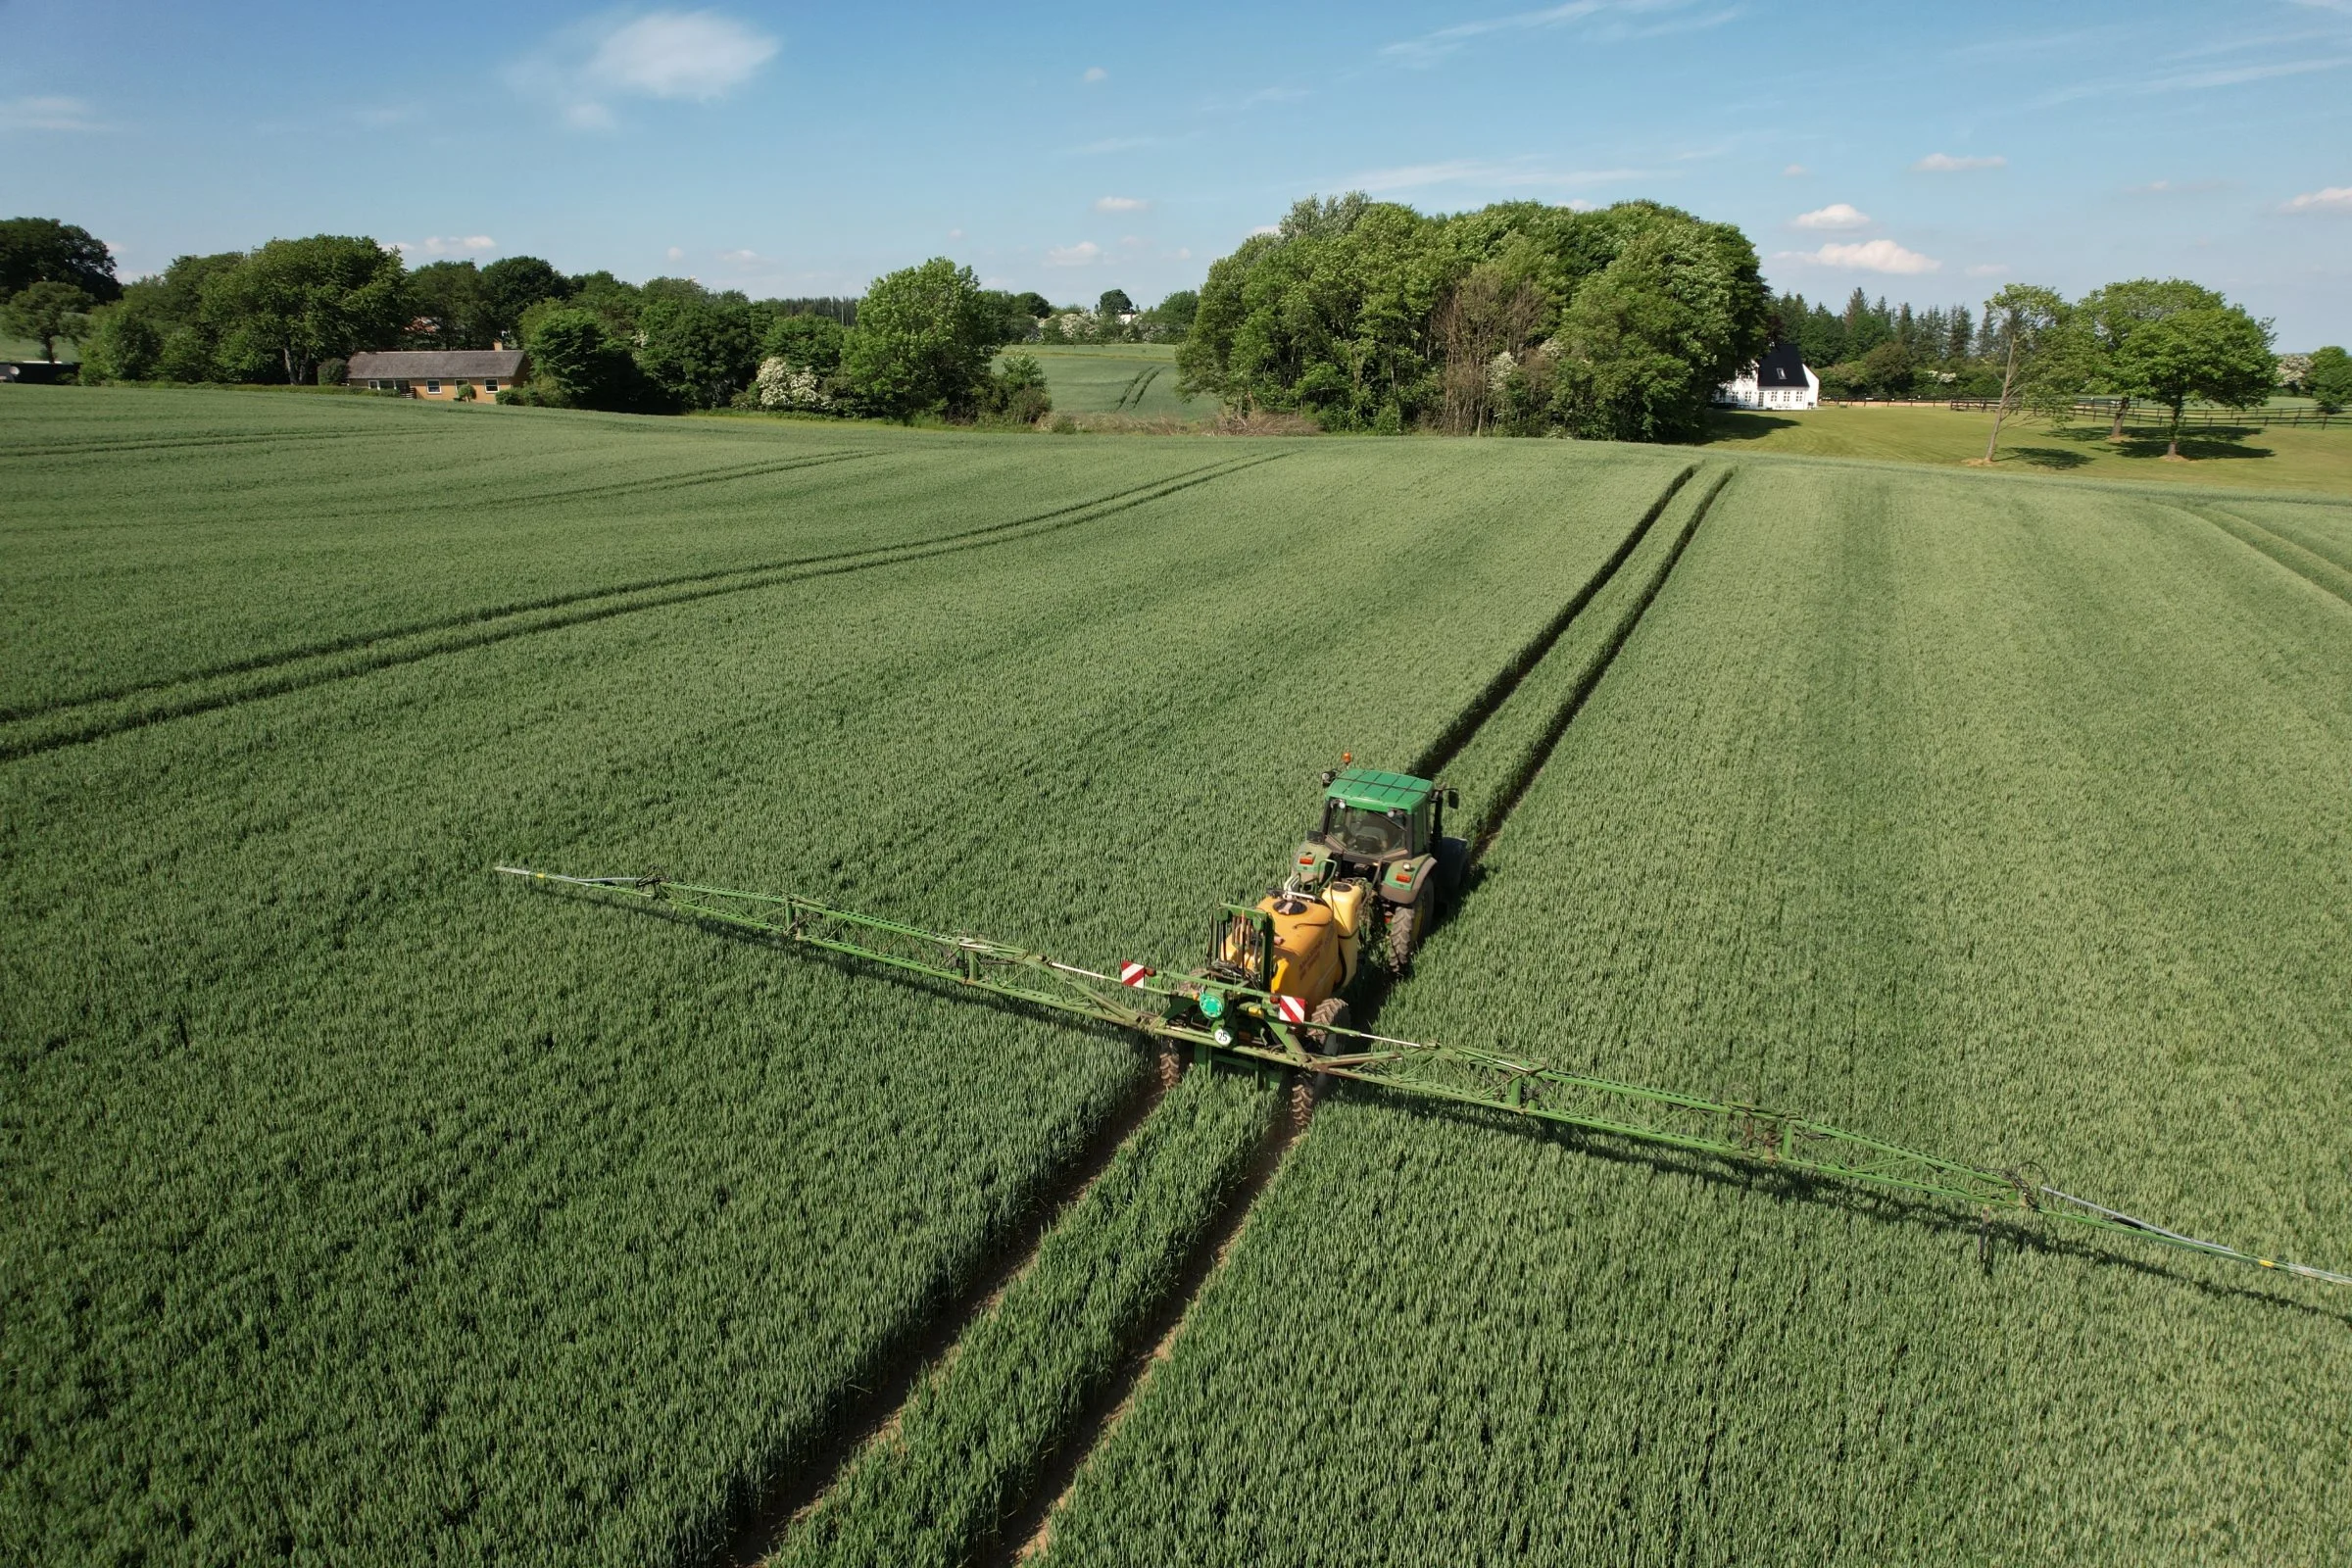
[0,453,1287,759]
[0,390,1690,1566]
[761,1063,1282,1568]
[1033,462,2352,1566]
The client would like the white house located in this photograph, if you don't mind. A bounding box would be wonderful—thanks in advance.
[1714,341,1818,411]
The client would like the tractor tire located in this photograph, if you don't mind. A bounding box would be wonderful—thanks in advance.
[1438,835,1470,897]
[1306,996,1351,1053]
[1387,902,1420,974]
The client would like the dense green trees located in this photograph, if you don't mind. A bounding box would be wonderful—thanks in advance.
[0,217,119,303]
[840,258,1003,418]
[196,235,412,384]
[1176,195,1769,438]
[2307,346,2352,415]
[1773,288,1992,400]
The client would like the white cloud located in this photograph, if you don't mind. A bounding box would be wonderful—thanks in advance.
[1790,203,1869,230]
[666,245,686,262]
[948,226,965,239]
[0,95,103,131]
[1083,66,1108,82]
[1249,225,1281,237]
[1783,163,1808,176]
[2283,184,2352,212]
[1095,195,1150,213]
[1176,246,1193,259]
[589,12,778,98]
[1913,152,2006,172]
[1047,241,1103,267]
[1965,262,2008,277]
[1778,239,1941,274]
[510,10,777,128]
[395,235,497,257]
[717,248,759,263]
[1382,1,1736,66]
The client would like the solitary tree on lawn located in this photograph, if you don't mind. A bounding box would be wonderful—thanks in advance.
[2112,303,2276,459]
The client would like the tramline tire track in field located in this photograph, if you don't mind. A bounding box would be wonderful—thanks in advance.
[0,454,1287,761]
[1464,465,1736,856]
[995,465,1734,1561]
[999,1078,1311,1568]
[3,426,449,460]
[1410,462,1695,782]
[0,450,877,722]
[2187,502,2352,613]
[714,1047,1189,1568]
[2,452,1238,724]
[739,459,1724,1568]
[359,447,877,516]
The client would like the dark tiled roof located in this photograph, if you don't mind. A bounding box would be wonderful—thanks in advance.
[1756,341,1810,387]
[347,350,526,379]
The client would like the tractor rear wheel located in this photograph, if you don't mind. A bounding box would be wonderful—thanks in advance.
[1307,996,1351,1052]
[1438,835,1470,896]
[1386,903,1420,974]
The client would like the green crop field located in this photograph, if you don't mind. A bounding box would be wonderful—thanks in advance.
[7,383,2351,1566]
[1035,463,2352,1564]
[0,385,1687,1564]
[1004,345,1203,423]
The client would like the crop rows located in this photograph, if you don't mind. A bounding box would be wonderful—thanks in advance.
[1036,464,2352,1564]
[768,1064,1278,1568]
[0,387,1228,716]
[1,388,1691,1564]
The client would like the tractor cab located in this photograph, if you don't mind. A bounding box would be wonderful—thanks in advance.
[1295,765,1459,891]
[1291,763,1469,976]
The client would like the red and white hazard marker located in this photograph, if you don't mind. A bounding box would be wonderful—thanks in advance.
[1276,994,1309,1024]
[1118,961,1155,987]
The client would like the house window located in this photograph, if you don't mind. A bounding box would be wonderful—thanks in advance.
[485,379,499,392]
[426,380,442,394]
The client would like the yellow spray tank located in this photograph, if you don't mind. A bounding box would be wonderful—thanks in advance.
[1254,877,1370,1014]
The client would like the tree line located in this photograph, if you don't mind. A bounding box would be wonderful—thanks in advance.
[1174,194,1774,439]
[1768,284,2351,427]
[7,216,1191,422]
[1784,277,2342,457]
[15,210,2343,442]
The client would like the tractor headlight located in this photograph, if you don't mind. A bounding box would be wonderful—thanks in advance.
[1199,990,1226,1019]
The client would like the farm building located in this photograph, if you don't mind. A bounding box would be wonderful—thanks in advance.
[1713,341,1818,410]
[347,347,526,401]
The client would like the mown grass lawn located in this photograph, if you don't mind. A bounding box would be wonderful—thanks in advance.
[1706,402,2352,493]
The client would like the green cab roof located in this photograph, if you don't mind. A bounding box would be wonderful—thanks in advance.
[1325,765,1434,811]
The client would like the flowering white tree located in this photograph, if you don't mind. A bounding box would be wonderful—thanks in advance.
[756,356,833,411]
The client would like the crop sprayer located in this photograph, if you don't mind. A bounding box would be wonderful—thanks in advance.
[499,762,2351,1292]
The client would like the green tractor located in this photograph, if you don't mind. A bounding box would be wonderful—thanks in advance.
[1286,761,1469,975]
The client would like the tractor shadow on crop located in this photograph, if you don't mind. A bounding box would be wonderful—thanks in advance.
[1369,1096,2352,1323]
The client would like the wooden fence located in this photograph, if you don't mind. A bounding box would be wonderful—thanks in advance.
[1942,399,2343,429]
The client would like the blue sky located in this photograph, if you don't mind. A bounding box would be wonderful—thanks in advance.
[5,0,2349,344]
